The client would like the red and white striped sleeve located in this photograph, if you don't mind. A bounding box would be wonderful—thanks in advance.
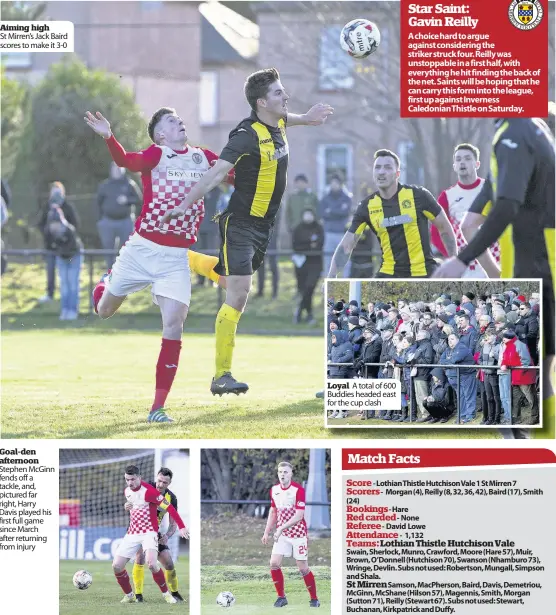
[105,135,162,173]
[295,485,306,510]
[270,487,276,508]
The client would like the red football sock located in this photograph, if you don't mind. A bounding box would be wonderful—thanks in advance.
[151,339,182,412]
[303,570,318,600]
[152,567,168,593]
[92,281,105,314]
[271,568,285,597]
[114,570,133,594]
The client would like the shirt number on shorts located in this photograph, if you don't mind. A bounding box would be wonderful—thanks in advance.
[298,544,307,555]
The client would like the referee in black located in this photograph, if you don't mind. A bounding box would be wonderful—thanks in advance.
[160,68,332,395]
[434,116,555,439]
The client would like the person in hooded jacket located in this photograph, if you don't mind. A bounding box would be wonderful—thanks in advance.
[355,323,382,379]
[328,330,354,379]
[292,208,325,324]
[408,329,435,422]
[423,368,453,423]
[347,316,364,360]
[439,333,477,423]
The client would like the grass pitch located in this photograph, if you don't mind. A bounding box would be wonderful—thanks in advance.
[201,566,330,614]
[59,558,189,614]
[2,329,500,439]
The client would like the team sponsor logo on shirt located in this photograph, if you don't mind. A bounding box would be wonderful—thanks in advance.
[167,169,204,181]
[380,214,414,228]
[401,200,412,209]
[267,144,289,162]
[297,501,306,508]
[508,0,543,29]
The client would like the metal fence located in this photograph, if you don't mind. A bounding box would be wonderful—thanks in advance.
[327,362,541,425]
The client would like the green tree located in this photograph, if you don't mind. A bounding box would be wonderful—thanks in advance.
[29,57,149,245]
[0,1,46,20]
[1,68,29,178]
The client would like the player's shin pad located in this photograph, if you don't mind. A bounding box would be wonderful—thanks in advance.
[215,304,242,378]
[132,563,145,594]
[165,568,178,592]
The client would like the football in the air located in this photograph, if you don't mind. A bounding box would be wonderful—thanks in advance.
[216,590,236,607]
[73,569,93,590]
[340,18,381,58]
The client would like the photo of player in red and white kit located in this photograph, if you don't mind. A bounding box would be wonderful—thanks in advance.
[111,465,189,604]
[262,461,320,608]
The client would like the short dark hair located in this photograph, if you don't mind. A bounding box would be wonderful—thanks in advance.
[148,107,176,143]
[244,68,280,112]
[125,465,140,476]
[374,149,400,169]
[158,467,173,480]
[454,143,480,161]
[330,174,343,184]
[295,174,308,183]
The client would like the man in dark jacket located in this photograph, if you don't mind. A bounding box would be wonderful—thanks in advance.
[348,316,364,360]
[410,330,435,422]
[328,330,353,378]
[514,302,539,364]
[319,174,352,276]
[423,368,453,423]
[355,323,382,378]
[292,208,324,324]
[97,162,141,269]
[37,181,79,303]
[439,334,478,423]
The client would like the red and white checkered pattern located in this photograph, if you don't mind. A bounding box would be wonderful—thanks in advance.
[124,483,161,535]
[271,482,308,539]
[139,145,211,241]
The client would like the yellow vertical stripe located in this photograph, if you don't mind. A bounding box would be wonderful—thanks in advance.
[250,123,277,217]
[490,120,512,276]
[398,187,427,276]
[545,228,555,289]
[367,196,394,275]
[223,215,231,275]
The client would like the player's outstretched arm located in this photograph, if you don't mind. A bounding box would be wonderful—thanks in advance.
[431,210,457,257]
[84,111,112,138]
[158,159,234,227]
[287,103,334,126]
[327,231,360,278]
[461,211,501,278]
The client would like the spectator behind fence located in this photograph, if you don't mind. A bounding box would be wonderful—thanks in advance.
[354,323,382,379]
[319,174,352,276]
[478,328,502,425]
[410,329,435,423]
[423,368,453,423]
[285,174,318,238]
[439,333,477,423]
[515,302,539,365]
[328,330,353,379]
[96,162,141,269]
[291,208,324,324]
[46,205,83,320]
[500,330,539,425]
[195,186,221,287]
[37,182,79,304]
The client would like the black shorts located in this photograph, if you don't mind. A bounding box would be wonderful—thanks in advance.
[214,211,273,276]
[543,281,555,356]
[158,543,170,554]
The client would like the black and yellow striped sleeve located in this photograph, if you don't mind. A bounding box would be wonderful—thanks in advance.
[348,199,372,235]
[416,187,442,221]
[468,178,494,217]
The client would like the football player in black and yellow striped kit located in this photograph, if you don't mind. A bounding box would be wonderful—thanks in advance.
[327,149,457,278]
[434,116,555,439]
[131,468,185,602]
[160,68,333,395]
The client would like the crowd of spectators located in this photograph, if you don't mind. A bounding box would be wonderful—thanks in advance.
[327,289,540,425]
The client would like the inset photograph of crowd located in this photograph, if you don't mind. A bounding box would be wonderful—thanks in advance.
[201,449,331,613]
[326,280,542,429]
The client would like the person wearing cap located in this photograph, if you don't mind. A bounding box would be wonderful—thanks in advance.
[332,301,349,331]
[500,331,539,425]
[439,333,478,423]
[423,368,453,423]
[348,316,364,359]
[514,302,539,365]
[355,323,382,380]
[328,330,354,380]
[444,304,458,327]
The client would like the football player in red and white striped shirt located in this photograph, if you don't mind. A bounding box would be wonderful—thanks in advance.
[261,461,320,608]
[112,465,189,604]
[85,108,229,423]
[431,143,500,278]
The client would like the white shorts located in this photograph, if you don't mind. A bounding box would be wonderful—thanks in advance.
[115,531,158,559]
[106,233,191,306]
[272,535,308,560]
